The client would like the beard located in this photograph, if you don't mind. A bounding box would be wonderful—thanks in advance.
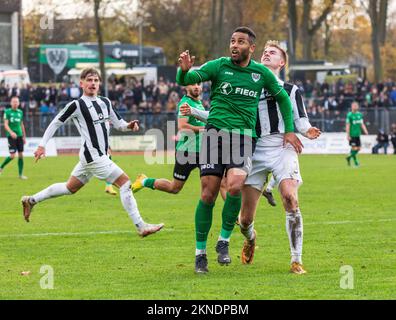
[188,90,200,98]
[231,48,250,65]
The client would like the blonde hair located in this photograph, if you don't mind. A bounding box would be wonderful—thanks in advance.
[264,40,288,69]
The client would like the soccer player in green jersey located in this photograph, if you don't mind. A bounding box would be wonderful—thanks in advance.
[177,26,302,273]
[132,83,206,194]
[0,96,27,179]
[346,102,368,167]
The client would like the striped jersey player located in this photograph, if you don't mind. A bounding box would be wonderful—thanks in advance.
[21,68,163,237]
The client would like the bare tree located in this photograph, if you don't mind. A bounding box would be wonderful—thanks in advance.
[361,0,389,82]
[93,0,107,96]
[287,0,298,62]
[301,0,336,60]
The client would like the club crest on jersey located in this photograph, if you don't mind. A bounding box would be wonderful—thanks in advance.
[252,73,261,82]
[219,82,233,95]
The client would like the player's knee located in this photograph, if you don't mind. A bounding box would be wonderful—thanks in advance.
[228,184,243,196]
[10,153,16,159]
[201,189,216,203]
[282,192,298,208]
[239,213,253,227]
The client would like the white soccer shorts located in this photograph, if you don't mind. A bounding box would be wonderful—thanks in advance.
[245,144,303,192]
[71,155,124,185]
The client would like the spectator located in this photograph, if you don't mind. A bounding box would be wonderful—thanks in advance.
[390,86,396,107]
[69,83,80,99]
[390,123,396,154]
[304,79,314,98]
[39,100,50,131]
[372,129,389,154]
[157,77,169,106]
[0,83,8,102]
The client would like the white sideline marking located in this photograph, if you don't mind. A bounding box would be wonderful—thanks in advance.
[0,229,172,239]
[0,219,394,239]
[305,218,396,226]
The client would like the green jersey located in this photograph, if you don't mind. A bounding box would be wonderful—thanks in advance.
[346,111,364,137]
[176,95,206,153]
[176,57,294,137]
[4,108,24,137]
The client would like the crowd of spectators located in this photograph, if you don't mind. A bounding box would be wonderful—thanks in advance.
[1,76,395,133]
[297,77,396,121]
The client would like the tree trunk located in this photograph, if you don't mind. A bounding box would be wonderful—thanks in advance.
[272,1,281,23]
[301,0,335,61]
[211,0,217,58]
[324,20,331,57]
[378,0,388,45]
[287,0,298,62]
[94,0,107,96]
[217,0,225,56]
[301,0,311,60]
[368,0,383,82]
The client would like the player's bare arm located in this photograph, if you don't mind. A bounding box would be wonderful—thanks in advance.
[346,123,351,140]
[178,50,195,72]
[179,103,192,116]
[305,127,321,140]
[127,120,140,132]
[21,122,27,144]
[4,119,17,139]
[34,146,45,163]
[362,123,369,135]
[178,117,203,133]
[284,132,303,154]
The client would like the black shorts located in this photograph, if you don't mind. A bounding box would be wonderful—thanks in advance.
[349,137,361,147]
[8,136,24,153]
[173,151,200,181]
[199,125,256,178]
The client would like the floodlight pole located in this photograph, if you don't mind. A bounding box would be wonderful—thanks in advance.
[139,21,143,66]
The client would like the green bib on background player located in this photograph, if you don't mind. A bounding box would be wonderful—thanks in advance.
[4,108,24,137]
[346,112,363,137]
[176,95,206,153]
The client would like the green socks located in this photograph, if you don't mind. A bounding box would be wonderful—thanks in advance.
[195,199,215,253]
[143,178,156,190]
[220,192,241,240]
[0,156,13,169]
[350,149,359,165]
[18,158,24,176]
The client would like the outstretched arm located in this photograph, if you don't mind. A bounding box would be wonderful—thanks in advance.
[36,101,78,162]
[291,86,321,139]
[361,123,369,135]
[107,99,138,132]
[179,103,209,123]
[176,52,218,86]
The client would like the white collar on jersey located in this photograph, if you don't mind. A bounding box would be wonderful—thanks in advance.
[82,95,99,102]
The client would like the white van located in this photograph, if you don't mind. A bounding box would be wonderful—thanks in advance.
[0,69,31,87]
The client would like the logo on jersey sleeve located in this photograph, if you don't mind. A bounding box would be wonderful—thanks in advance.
[219,82,233,95]
[252,73,261,82]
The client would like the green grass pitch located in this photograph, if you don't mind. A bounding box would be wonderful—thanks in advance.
[0,154,395,299]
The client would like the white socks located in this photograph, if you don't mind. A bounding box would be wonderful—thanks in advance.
[286,209,303,264]
[240,222,255,241]
[31,183,72,203]
[195,249,206,256]
[120,181,144,228]
[266,175,277,192]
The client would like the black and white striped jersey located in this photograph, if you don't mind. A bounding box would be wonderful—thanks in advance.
[40,95,130,164]
[256,79,311,144]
